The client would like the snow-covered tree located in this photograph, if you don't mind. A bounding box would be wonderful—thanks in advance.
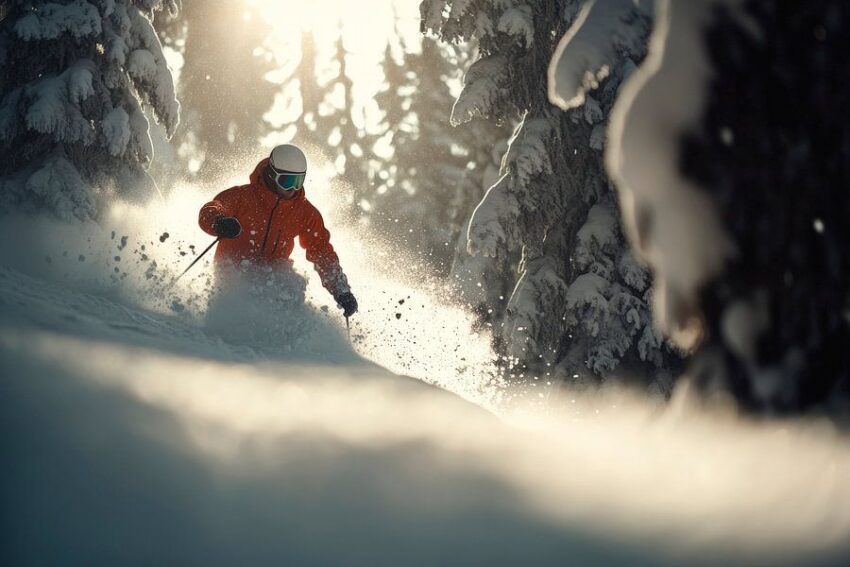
[173,0,276,181]
[320,30,371,217]
[422,0,676,387]
[364,37,508,275]
[0,0,180,220]
[265,29,327,154]
[604,0,850,412]
[277,28,370,217]
[275,27,369,215]
[449,131,515,326]
[291,30,323,144]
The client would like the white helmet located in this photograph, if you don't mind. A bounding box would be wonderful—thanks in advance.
[270,144,307,174]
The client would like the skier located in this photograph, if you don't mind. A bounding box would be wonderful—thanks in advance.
[198,144,358,319]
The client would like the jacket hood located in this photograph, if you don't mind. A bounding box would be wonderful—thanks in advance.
[250,158,306,201]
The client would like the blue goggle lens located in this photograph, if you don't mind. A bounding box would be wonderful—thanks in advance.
[270,167,306,191]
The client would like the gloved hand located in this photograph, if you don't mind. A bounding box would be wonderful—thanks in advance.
[213,216,242,239]
[336,291,358,317]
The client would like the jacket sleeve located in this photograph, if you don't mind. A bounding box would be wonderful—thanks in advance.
[199,188,239,236]
[299,204,350,297]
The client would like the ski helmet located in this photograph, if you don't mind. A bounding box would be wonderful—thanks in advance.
[267,144,307,192]
[270,144,307,173]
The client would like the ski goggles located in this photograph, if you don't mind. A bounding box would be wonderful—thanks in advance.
[268,165,306,191]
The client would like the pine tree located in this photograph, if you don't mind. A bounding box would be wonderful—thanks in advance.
[422,0,676,388]
[176,0,276,181]
[148,3,185,190]
[368,39,407,204]
[276,27,369,216]
[367,39,466,271]
[293,30,323,144]
[608,0,850,411]
[364,36,510,278]
[449,130,514,325]
[275,28,366,202]
[321,29,369,214]
[0,0,180,220]
[152,0,183,54]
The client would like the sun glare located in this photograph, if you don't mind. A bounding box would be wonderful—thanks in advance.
[244,0,419,48]
[239,0,421,143]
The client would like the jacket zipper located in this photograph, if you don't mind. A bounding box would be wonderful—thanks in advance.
[270,227,284,256]
[261,196,282,255]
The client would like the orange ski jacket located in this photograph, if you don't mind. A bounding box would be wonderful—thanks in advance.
[198,159,350,297]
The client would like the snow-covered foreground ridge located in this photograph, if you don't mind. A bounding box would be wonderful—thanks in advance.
[3,268,850,566]
[1,191,850,564]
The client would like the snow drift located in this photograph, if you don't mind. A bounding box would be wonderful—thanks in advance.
[1,173,850,564]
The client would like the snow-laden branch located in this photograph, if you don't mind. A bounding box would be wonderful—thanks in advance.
[548,0,652,110]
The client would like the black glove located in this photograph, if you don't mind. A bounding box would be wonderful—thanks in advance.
[336,291,358,317]
[213,216,242,239]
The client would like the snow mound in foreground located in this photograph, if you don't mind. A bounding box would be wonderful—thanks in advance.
[2,265,850,565]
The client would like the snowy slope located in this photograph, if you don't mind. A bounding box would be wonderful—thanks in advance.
[0,266,635,566]
[2,180,850,565]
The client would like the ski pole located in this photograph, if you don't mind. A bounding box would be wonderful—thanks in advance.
[345,315,351,342]
[167,237,219,289]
